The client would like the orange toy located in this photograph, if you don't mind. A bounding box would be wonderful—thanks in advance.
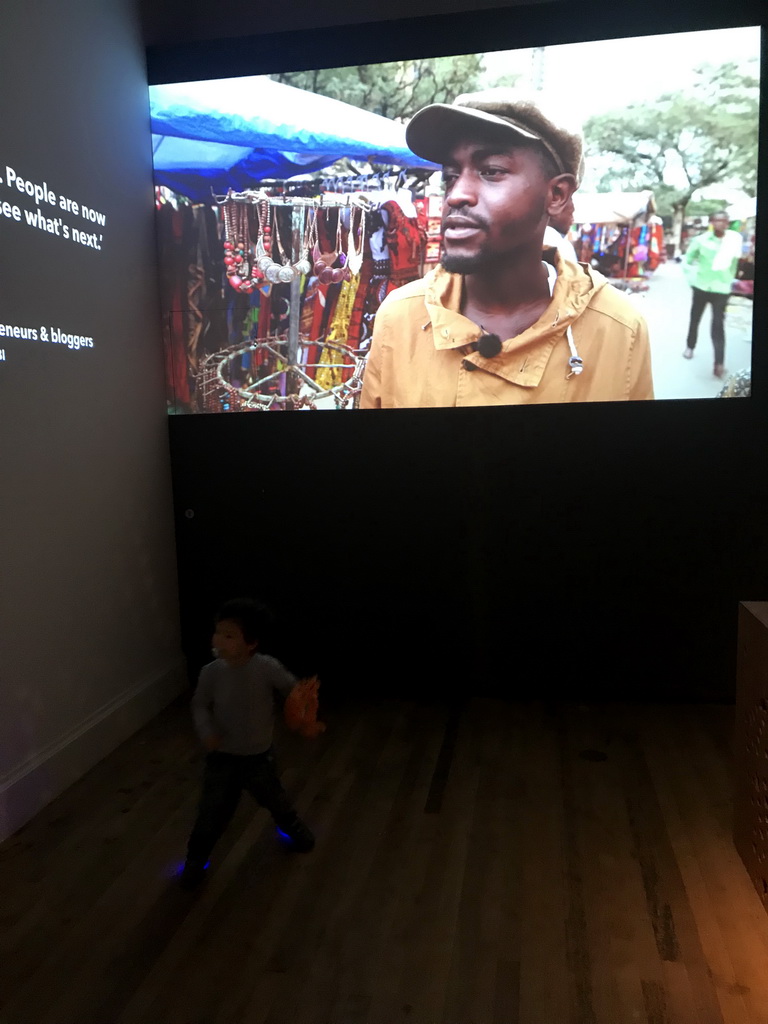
[284,676,326,737]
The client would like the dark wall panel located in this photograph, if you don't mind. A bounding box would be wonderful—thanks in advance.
[169,391,768,702]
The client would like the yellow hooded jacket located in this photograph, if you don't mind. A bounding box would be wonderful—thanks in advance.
[360,252,654,408]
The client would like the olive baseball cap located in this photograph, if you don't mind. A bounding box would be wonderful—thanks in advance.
[406,88,584,184]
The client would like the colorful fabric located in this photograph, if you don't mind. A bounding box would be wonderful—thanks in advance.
[381,199,426,286]
[157,203,192,409]
[316,273,361,390]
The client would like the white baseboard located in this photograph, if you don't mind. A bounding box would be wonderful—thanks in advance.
[0,658,188,844]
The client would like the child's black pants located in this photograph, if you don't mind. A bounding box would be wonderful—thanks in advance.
[186,748,297,865]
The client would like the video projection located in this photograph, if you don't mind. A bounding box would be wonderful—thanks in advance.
[150,26,760,413]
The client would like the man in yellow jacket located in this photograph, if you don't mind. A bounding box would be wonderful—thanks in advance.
[360,90,654,409]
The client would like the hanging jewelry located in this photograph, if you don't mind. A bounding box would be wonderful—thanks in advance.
[347,208,366,276]
[296,208,313,278]
[222,197,263,293]
[335,210,352,283]
[255,199,280,284]
[223,197,247,291]
[256,200,312,284]
[272,209,297,284]
[312,208,340,284]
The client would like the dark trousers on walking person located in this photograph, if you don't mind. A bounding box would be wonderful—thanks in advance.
[186,748,306,867]
[686,286,729,367]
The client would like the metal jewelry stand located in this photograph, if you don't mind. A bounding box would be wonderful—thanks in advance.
[214,189,372,410]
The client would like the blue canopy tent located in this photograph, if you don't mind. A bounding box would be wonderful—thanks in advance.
[150,77,438,201]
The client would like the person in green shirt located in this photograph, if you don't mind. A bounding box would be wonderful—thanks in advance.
[682,211,743,378]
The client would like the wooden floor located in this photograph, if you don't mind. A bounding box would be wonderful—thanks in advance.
[2,696,768,1024]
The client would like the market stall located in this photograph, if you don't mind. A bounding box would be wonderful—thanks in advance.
[150,76,437,199]
[570,191,662,292]
[150,78,438,412]
[728,197,756,300]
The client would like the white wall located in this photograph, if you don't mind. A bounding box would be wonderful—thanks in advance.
[0,0,184,843]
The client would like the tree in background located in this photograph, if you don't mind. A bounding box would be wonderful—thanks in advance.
[584,60,759,252]
[685,198,733,218]
[273,55,484,123]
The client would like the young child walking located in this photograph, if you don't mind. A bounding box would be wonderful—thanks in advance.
[181,598,324,890]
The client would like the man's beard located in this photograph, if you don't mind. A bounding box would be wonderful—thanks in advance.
[441,198,549,275]
[441,249,498,275]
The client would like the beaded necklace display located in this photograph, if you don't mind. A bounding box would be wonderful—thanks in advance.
[310,209,346,284]
[221,193,368,293]
[222,198,256,293]
[221,196,315,291]
[255,199,313,285]
[213,191,374,409]
[308,207,367,284]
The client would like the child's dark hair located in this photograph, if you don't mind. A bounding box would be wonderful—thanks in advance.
[215,598,273,646]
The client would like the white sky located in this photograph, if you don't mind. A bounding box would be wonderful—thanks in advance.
[479,26,761,198]
[480,26,761,132]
